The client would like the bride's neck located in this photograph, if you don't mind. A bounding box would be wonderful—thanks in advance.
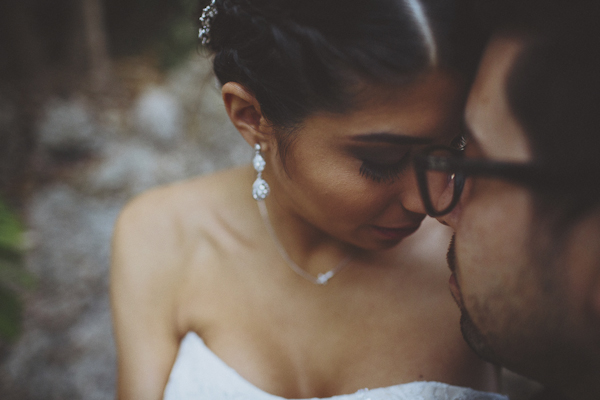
[258,196,358,267]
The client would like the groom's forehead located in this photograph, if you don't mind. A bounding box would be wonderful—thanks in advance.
[465,35,531,162]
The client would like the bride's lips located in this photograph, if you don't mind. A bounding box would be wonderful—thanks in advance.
[371,224,421,241]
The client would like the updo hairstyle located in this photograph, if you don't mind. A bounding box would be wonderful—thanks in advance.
[202,0,484,152]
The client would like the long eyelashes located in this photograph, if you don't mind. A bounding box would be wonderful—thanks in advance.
[357,132,465,184]
[359,154,411,183]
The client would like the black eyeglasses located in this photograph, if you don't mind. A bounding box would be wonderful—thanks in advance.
[412,145,566,217]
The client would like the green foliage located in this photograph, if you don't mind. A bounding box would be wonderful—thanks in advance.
[157,0,200,70]
[0,285,23,341]
[0,199,32,341]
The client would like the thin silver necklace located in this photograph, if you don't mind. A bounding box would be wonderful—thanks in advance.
[257,200,352,285]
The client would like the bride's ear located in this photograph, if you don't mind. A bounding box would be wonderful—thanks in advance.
[222,82,273,151]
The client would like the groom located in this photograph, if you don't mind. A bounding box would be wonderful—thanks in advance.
[413,1,600,399]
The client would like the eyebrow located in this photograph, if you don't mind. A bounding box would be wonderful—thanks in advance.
[352,133,434,145]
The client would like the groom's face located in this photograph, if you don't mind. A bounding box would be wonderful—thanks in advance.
[440,35,574,382]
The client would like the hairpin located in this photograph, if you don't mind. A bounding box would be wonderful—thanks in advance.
[199,0,218,45]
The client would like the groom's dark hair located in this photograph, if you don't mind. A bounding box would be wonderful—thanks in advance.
[474,0,600,225]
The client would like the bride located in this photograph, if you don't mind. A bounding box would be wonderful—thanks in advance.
[111,0,504,399]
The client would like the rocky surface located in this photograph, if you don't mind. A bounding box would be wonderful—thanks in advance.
[0,53,247,399]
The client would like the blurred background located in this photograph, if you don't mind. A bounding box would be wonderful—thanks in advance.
[0,1,246,398]
[0,2,545,400]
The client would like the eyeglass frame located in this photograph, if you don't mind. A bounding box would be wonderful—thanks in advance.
[412,145,577,217]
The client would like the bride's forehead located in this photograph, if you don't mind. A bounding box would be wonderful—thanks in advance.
[293,78,461,137]
[348,71,462,109]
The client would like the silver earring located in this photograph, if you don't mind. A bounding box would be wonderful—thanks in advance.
[252,144,270,200]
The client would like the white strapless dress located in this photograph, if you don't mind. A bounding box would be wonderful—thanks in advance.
[163,332,508,400]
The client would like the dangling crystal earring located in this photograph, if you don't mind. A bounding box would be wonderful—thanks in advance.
[252,144,270,200]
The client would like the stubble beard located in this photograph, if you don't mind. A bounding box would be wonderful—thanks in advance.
[447,235,502,366]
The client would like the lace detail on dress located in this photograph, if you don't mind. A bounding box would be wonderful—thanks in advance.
[163,332,508,400]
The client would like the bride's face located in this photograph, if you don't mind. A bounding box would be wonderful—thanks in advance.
[263,70,464,250]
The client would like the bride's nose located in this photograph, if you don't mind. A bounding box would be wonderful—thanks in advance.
[397,165,428,216]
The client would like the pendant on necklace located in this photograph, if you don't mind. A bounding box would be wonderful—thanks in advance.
[316,270,335,285]
[257,200,352,286]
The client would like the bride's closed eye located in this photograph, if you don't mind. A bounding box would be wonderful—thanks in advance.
[359,151,411,183]
[347,134,431,184]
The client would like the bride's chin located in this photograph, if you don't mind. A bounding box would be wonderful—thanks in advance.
[348,236,407,253]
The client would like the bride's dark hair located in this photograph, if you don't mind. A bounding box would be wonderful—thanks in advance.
[202,0,484,154]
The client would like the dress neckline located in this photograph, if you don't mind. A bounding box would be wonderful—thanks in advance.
[168,331,506,400]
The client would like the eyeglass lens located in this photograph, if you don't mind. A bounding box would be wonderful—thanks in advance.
[424,148,457,214]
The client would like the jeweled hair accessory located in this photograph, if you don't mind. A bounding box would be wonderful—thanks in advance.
[199,0,218,45]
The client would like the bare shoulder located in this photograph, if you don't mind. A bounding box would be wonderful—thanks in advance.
[111,165,256,310]
[115,165,252,248]
[111,184,186,283]
[110,182,189,399]
[110,165,253,399]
